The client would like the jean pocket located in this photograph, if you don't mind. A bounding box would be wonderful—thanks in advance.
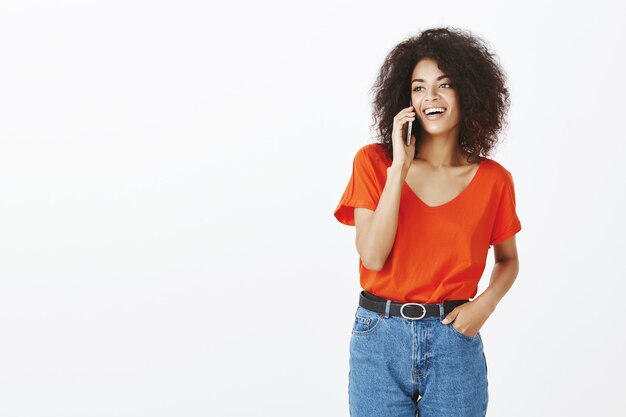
[351,306,383,336]
[449,322,480,341]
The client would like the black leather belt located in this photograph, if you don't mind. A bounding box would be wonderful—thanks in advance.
[359,290,469,320]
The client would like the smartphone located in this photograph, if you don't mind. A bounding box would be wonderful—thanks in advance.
[406,99,413,146]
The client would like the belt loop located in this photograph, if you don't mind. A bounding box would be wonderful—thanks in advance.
[439,303,445,319]
[384,300,391,318]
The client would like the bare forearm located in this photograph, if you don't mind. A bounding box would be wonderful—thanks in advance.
[475,259,520,313]
[358,165,406,270]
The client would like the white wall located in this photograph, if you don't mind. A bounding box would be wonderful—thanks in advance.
[1,1,624,416]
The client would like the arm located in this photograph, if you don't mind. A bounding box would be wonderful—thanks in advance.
[441,235,520,335]
[474,235,520,313]
[354,164,407,271]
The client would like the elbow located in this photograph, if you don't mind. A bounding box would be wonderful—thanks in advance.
[356,235,386,272]
[360,256,384,272]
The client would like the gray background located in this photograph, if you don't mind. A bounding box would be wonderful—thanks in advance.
[1,0,624,416]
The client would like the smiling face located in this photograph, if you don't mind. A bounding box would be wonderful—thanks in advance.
[410,58,461,137]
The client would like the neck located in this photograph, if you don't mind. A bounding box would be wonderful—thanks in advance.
[416,133,469,167]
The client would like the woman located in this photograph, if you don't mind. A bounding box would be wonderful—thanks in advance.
[333,27,522,417]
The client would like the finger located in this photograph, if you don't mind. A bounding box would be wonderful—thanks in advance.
[441,310,458,324]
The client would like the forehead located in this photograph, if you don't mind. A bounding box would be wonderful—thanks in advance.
[411,58,447,78]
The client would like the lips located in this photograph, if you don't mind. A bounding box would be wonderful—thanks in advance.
[423,107,447,120]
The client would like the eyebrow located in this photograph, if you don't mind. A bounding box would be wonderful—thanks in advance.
[411,74,451,84]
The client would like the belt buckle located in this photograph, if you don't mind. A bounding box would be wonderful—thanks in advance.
[400,303,427,320]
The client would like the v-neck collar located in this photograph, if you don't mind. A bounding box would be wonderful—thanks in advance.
[402,157,485,209]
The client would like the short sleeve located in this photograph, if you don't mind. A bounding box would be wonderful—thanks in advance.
[489,170,522,246]
[333,146,385,226]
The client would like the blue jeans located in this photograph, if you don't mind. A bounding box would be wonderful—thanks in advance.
[348,302,489,417]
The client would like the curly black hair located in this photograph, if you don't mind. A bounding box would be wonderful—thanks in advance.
[369,27,510,164]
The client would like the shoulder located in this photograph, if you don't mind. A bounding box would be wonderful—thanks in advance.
[479,157,515,185]
[358,142,387,157]
[354,143,389,166]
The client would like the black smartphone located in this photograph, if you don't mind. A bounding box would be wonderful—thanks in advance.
[406,99,413,146]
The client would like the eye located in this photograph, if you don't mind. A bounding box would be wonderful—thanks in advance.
[413,83,453,92]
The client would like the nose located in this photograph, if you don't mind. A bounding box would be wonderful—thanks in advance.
[425,86,440,102]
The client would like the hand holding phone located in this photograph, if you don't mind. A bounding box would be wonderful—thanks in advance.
[390,101,416,172]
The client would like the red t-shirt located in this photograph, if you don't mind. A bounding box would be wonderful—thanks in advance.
[334,143,522,303]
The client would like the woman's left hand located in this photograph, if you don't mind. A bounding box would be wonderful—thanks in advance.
[441,297,495,337]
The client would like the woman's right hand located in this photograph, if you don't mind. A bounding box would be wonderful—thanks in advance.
[391,105,417,175]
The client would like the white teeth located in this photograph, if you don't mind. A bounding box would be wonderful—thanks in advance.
[424,107,446,115]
